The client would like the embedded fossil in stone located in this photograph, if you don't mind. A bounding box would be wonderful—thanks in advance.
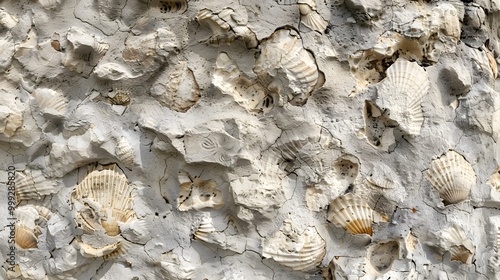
[367,240,400,276]
[327,193,374,236]
[426,224,475,264]
[177,171,223,211]
[426,150,476,205]
[148,0,188,14]
[0,8,18,30]
[254,27,324,106]
[298,0,328,33]
[362,100,397,151]
[15,169,59,204]
[32,88,69,120]
[262,220,326,271]
[197,7,258,48]
[114,136,135,166]
[63,27,109,76]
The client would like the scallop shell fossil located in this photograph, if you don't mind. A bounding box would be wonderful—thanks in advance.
[15,169,59,204]
[427,224,475,264]
[96,0,127,21]
[197,7,258,49]
[213,52,277,113]
[15,205,53,249]
[63,27,109,76]
[298,0,328,32]
[327,193,373,236]
[193,215,216,242]
[147,0,188,14]
[426,150,476,205]
[33,88,68,119]
[177,171,223,211]
[375,58,430,136]
[262,220,326,271]
[71,163,136,236]
[254,28,324,105]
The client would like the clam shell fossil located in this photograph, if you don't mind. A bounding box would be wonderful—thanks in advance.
[298,0,328,32]
[327,193,373,235]
[177,172,223,211]
[427,224,475,264]
[96,0,127,21]
[193,215,216,242]
[426,150,476,205]
[33,88,68,119]
[15,205,53,249]
[72,163,136,236]
[262,221,326,271]
[15,169,59,204]
[254,28,324,105]
[375,58,430,136]
[488,167,500,191]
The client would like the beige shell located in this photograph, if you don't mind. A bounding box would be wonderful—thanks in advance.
[0,8,18,30]
[107,88,131,106]
[298,0,328,32]
[426,150,476,205]
[488,167,500,191]
[72,163,136,236]
[33,88,68,119]
[197,8,258,49]
[254,28,324,105]
[427,224,475,264]
[367,240,400,276]
[115,136,135,166]
[262,221,326,271]
[177,172,223,211]
[151,61,200,113]
[213,52,276,113]
[15,205,53,249]
[148,0,187,14]
[327,193,373,235]
[483,46,498,79]
[73,238,129,260]
[375,58,430,136]
[15,169,59,203]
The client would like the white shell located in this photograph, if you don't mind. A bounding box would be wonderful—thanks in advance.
[426,150,476,205]
[15,169,59,203]
[327,193,373,235]
[151,61,200,113]
[298,0,328,32]
[33,88,68,119]
[426,224,475,264]
[197,8,258,49]
[483,46,498,79]
[262,221,326,271]
[213,52,276,113]
[72,163,136,236]
[115,136,135,166]
[73,238,130,260]
[177,172,223,211]
[375,58,430,136]
[366,164,401,189]
[254,28,324,105]
[367,240,400,276]
[0,9,18,30]
[193,215,216,242]
[63,27,108,76]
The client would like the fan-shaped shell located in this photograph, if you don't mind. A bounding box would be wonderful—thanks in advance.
[33,88,68,119]
[426,150,476,205]
[72,163,136,236]
[14,205,53,249]
[213,52,276,113]
[63,27,108,75]
[327,193,373,235]
[177,172,223,211]
[254,28,324,105]
[148,0,187,14]
[96,0,127,20]
[15,169,59,203]
[488,167,500,191]
[262,221,326,271]
[107,88,131,106]
[427,224,475,264]
[298,0,328,32]
[375,58,430,135]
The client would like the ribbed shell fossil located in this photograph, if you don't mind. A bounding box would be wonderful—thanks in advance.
[298,0,328,32]
[427,224,475,264]
[72,163,135,236]
[197,8,258,49]
[33,88,68,119]
[262,221,326,271]
[115,136,135,166]
[15,205,53,249]
[426,150,476,205]
[489,168,500,191]
[254,28,324,105]
[177,172,223,211]
[148,0,188,14]
[327,193,373,235]
[375,58,430,136]
[15,169,59,204]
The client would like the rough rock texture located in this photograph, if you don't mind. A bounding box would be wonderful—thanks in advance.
[0,0,499,279]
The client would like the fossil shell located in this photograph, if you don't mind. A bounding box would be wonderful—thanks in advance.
[427,224,475,264]
[375,58,430,136]
[115,136,135,166]
[333,155,360,184]
[197,8,258,49]
[262,221,326,271]
[488,167,500,191]
[367,240,400,276]
[193,215,216,242]
[254,28,324,105]
[15,169,59,203]
[327,193,373,235]
[183,130,241,167]
[33,88,68,119]
[96,0,127,20]
[72,163,136,236]
[298,0,328,32]
[426,150,476,205]
[73,238,129,260]
[15,205,53,249]
[177,171,223,211]
[0,8,18,30]
[38,0,62,9]
[0,33,15,70]
[63,27,108,76]
[366,164,401,189]
[107,88,131,106]
[483,46,498,79]
[213,52,276,113]
[148,0,188,14]
[151,61,200,113]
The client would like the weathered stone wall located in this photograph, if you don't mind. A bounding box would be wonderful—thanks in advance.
[0,0,499,279]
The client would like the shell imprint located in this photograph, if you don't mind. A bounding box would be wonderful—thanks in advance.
[298,0,328,32]
[375,58,430,135]
[327,193,373,235]
[177,172,223,211]
[262,220,326,271]
[426,150,476,205]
